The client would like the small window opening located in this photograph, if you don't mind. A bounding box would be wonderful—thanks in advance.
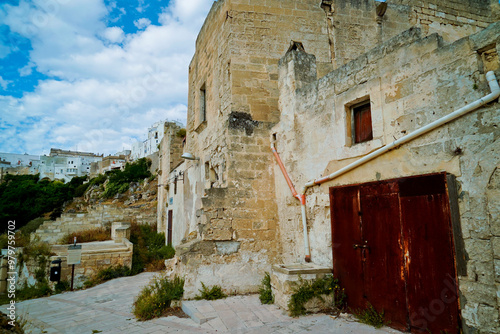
[200,84,206,123]
[352,101,373,144]
[205,162,210,180]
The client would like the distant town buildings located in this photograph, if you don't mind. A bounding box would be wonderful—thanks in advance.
[38,149,104,182]
[89,151,130,177]
[131,120,183,160]
[0,152,40,180]
[0,148,119,183]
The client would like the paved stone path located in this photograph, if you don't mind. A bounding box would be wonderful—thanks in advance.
[2,272,404,333]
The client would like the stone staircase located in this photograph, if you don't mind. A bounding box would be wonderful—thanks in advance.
[34,204,157,244]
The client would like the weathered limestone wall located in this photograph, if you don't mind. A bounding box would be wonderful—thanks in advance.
[169,0,333,298]
[327,0,498,68]
[272,22,500,333]
[229,0,332,123]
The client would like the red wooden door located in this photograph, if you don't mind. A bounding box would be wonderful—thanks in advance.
[359,182,408,331]
[399,174,460,333]
[330,186,364,310]
[330,173,460,333]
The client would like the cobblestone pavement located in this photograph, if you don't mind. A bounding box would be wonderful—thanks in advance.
[2,272,404,333]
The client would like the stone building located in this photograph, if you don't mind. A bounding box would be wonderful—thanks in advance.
[89,154,128,177]
[158,0,500,332]
[39,149,102,182]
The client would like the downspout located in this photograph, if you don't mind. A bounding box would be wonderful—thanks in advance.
[301,71,500,193]
[271,143,311,262]
[272,71,499,263]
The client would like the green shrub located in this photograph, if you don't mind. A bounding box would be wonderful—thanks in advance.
[19,217,46,236]
[195,282,227,300]
[100,158,151,198]
[89,174,107,187]
[0,312,25,333]
[129,223,175,275]
[133,275,184,321]
[259,272,274,304]
[49,206,63,220]
[74,183,90,197]
[102,182,129,198]
[84,265,131,288]
[353,303,386,328]
[16,281,52,301]
[0,174,93,233]
[288,275,346,317]
[54,280,71,294]
[19,237,53,266]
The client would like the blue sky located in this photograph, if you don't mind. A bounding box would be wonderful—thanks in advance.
[0,0,213,155]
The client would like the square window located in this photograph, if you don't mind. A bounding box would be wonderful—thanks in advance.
[352,101,373,144]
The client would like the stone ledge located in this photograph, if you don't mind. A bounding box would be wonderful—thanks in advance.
[272,263,332,275]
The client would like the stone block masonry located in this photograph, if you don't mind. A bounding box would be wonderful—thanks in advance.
[34,204,156,244]
[50,239,133,289]
[272,21,500,333]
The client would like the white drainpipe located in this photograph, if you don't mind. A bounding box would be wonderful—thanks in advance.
[273,71,499,263]
[301,71,499,192]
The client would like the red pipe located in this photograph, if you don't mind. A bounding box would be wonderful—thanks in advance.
[271,143,310,262]
[271,144,300,200]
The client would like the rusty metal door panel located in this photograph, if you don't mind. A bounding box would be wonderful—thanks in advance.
[400,192,460,333]
[360,192,409,331]
[330,186,364,310]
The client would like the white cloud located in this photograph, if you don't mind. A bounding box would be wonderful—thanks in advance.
[136,0,149,13]
[0,76,12,90]
[134,18,151,30]
[19,62,35,76]
[101,26,124,43]
[0,0,213,155]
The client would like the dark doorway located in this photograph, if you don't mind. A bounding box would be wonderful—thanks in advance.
[330,173,461,333]
[167,210,173,245]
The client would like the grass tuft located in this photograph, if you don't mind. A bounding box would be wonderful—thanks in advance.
[195,282,227,301]
[353,303,386,328]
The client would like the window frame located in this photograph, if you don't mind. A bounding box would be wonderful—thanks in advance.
[351,100,373,144]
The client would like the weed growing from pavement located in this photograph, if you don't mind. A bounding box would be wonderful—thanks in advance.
[195,282,227,300]
[133,275,184,321]
[259,272,274,304]
[288,274,346,317]
[353,303,386,328]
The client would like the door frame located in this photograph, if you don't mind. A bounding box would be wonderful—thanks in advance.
[329,172,465,332]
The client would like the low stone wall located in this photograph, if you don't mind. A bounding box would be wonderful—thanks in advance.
[35,204,156,244]
[50,239,133,288]
[271,264,332,312]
